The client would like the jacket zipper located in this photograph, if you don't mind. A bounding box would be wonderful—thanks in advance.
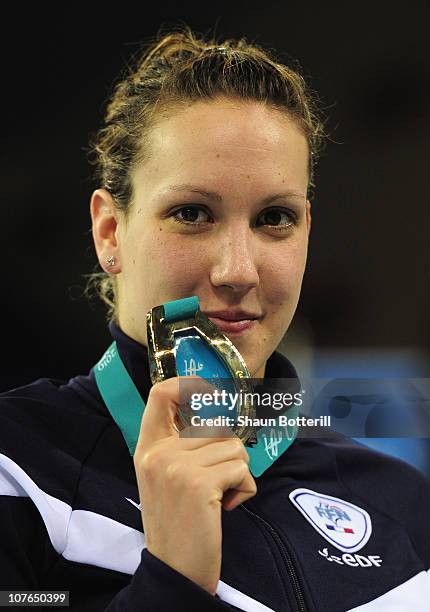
[240,503,307,612]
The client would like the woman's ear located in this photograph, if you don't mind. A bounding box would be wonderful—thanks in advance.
[306,200,312,236]
[90,188,122,274]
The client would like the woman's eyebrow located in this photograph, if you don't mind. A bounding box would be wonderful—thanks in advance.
[166,183,306,204]
[168,184,222,202]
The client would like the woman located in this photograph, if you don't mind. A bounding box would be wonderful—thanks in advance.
[1,28,429,612]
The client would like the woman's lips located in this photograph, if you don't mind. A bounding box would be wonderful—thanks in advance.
[207,316,257,334]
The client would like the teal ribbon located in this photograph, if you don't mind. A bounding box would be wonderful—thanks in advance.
[93,342,145,456]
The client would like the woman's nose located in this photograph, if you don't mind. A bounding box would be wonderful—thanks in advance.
[209,227,260,292]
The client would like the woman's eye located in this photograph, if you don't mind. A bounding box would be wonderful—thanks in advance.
[171,206,211,225]
[258,208,296,230]
[170,205,296,230]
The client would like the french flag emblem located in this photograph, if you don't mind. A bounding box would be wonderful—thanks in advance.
[326,524,354,533]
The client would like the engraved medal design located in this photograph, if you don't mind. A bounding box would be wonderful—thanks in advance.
[146,296,257,446]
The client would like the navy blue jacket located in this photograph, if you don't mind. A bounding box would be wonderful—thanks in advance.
[1,321,429,611]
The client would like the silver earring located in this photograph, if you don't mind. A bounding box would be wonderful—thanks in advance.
[106,256,116,267]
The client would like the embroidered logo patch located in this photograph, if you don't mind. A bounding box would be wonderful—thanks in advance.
[289,488,372,553]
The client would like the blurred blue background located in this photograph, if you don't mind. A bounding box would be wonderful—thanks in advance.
[315,349,430,475]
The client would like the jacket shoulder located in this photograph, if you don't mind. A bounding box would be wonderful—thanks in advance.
[0,376,109,495]
[0,374,109,442]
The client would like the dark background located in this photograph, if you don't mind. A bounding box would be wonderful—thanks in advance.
[2,1,430,389]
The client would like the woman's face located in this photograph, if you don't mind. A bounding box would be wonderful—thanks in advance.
[92,97,311,378]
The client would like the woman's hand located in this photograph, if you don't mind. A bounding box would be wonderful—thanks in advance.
[133,375,257,596]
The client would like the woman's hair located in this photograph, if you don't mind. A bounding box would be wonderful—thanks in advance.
[85,26,327,322]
